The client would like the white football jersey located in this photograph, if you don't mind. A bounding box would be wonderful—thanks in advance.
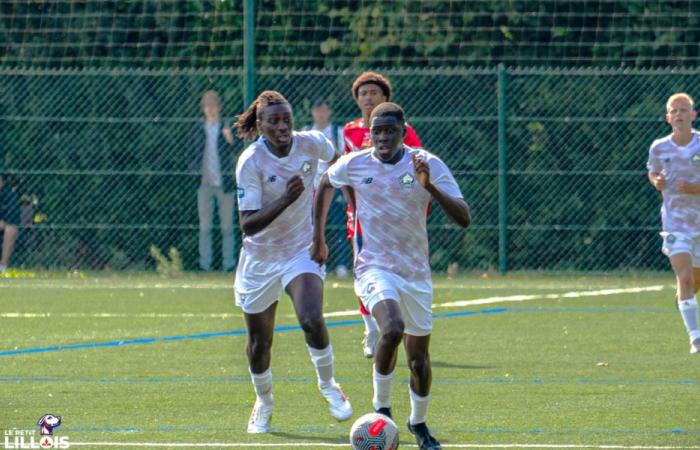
[327,146,463,281]
[647,130,700,232]
[236,130,336,261]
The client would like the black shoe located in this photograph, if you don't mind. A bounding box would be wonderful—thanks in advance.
[375,407,392,419]
[407,421,441,450]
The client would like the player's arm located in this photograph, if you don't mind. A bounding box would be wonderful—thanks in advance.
[413,154,471,228]
[648,171,666,191]
[678,179,700,194]
[311,172,335,264]
[239,175,304,236]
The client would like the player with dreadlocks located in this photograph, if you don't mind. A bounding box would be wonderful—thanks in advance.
[233,90,352,433]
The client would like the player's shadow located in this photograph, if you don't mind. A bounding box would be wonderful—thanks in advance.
[270,431,347,443]
[431,360,492,370]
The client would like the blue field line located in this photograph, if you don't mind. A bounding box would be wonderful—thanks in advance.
[1,375,697,386]
[56,424,700,436]
[0,305,672,358]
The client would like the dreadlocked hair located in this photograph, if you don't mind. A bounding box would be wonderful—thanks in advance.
[234,90,290,140]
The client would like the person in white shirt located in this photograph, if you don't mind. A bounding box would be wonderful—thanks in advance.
[302,98,351,276]
[232,90,352,433]
[311,102,471,450]
[647,92,700,354]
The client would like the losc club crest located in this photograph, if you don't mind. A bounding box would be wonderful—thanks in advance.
[3,414,70,449]
[399,172,415,188]
[692,154,700,166]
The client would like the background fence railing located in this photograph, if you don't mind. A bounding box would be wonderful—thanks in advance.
[0,66,689,272]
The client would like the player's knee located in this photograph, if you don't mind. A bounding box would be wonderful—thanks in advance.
[248,335,273,358]
[678,270,694,290]
[298,314,325,335]
[381,321,404,347]
[408,352,430,378]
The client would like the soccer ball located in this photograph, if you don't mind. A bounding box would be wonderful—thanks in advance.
[349,412,399,450]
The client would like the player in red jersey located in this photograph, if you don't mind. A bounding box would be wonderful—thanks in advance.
[343,71,423,358]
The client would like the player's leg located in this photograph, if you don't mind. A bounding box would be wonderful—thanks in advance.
[404,334,440,450]
[284,259,352,421]
[243,304,277,433]
[197,186,214,271]
[370,299,403,418]
[356,269,404,418]
[399,277,441,450]
[235,250,283,433]
[666,234,700,353]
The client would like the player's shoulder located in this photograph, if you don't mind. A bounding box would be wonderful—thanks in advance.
[649,133,673,151]
[338,148,372,166]
[407,146,440,161]
[237,139,263,170]
[343,117,365,132]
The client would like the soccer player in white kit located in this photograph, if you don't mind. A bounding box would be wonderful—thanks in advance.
[311,102,471,450]
[232,91,352,433]
[647,92,700,354]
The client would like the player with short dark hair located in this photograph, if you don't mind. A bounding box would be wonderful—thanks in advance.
[344,71,423,358]
[312,102,471,450]
[233,90,352,433]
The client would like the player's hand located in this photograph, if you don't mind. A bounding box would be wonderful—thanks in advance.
[222,126,234,145]
[652,174,666,191]
[678,180,698,194]
[309,240,329,265]
[283,175,305,204]
[412,154,431,189]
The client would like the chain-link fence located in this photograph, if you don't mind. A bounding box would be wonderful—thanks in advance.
[0,66,690,272]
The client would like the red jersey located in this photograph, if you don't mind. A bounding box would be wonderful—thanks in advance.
[342,118,423,240]
[343,118,422,155]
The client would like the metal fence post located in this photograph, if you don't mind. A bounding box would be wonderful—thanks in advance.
[497,64,509,274]
[244,0,256,107]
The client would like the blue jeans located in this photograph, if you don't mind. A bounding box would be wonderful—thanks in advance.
[198,185,235,271]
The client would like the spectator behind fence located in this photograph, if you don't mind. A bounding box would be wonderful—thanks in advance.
[0,173,20,272]
[189,90,237,272]
[302,98,344,188]
[302,98,350,276]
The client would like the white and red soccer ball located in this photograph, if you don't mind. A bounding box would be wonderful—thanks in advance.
[349,412,399,450]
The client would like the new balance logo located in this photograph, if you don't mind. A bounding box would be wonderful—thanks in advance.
[361,177,373,184]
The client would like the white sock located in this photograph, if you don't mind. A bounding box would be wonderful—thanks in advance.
[372,364,393,410]
[678,297,700,341]
[308,344,335,389]
[408,386,431,425]
[250,367,273,405]
[363,313,378,334]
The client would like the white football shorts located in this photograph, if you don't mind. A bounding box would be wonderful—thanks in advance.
[354,268,433,336]
[661,231,700,267]
[234,247,326,314]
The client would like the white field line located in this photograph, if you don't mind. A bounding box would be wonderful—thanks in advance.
[0,286,665,319]
[66,442,700,449]
[0,312,240,318]
[323,285,666,317]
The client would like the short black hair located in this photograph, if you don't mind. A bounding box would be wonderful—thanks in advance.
[369,102,405,125]
[311,98,330,109]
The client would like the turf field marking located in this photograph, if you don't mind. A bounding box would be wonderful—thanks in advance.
[65,442,700,449]
[322,285,665,317]
[0,285,665,319]
[0,312,240,318]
